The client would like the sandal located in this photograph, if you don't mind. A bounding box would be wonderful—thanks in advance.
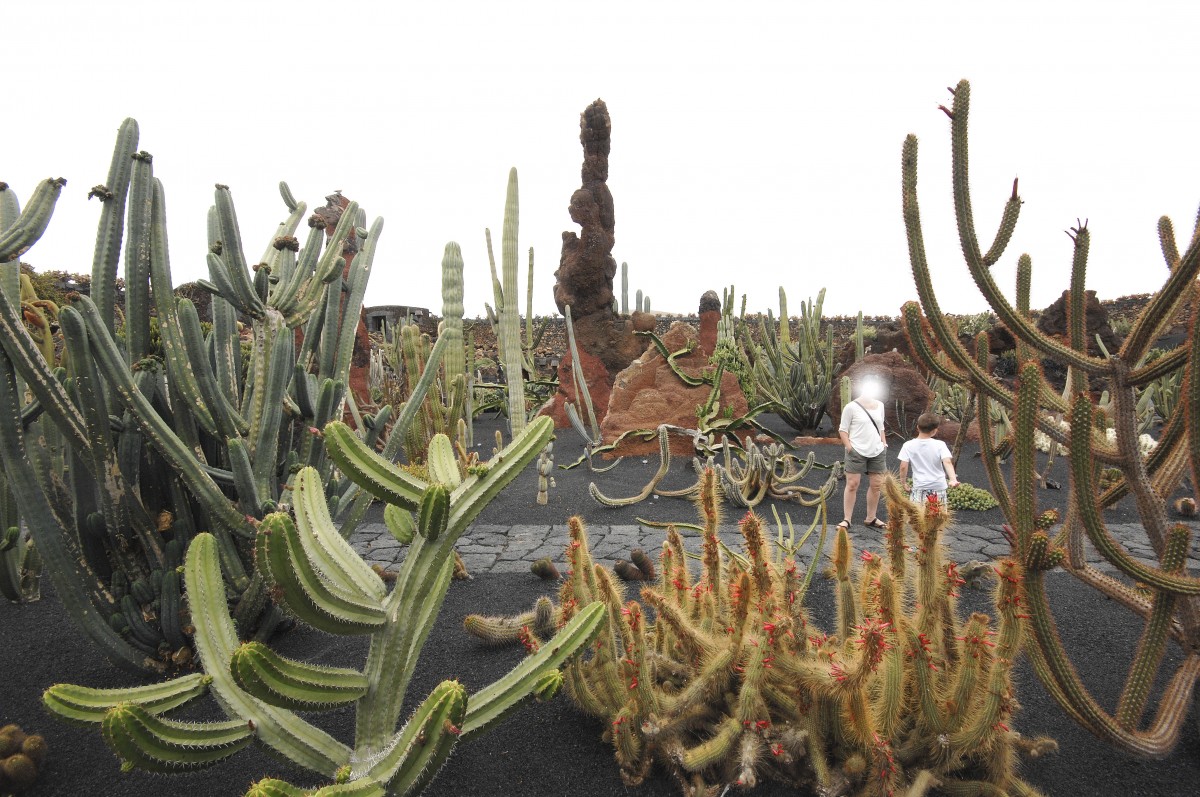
[836,519,852,530]
[863,517,887,529]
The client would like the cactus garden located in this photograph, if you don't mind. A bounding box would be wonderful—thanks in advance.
[3,78,1200,797]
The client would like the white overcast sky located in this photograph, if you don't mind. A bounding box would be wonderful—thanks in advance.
[6,1,1200,319]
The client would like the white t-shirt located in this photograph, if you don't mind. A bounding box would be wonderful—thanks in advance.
[839,400,886,457]
[898,437,953,490]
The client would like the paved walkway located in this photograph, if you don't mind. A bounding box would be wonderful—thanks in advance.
[350,520,1200,576]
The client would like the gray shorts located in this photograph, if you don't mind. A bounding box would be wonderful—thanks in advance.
[845,448,887,474]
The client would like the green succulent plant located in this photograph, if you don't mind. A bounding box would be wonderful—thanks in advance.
[45,416,605,795]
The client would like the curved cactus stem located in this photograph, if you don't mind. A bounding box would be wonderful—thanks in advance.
[255,513,386,635]
[589,425,672,506]
[292,467,386,601]
[0,176,67,262]
[461,602,604,738]
[101,702,254,773]
[187,532,351,774]
[230,641,367,712]
[44,674,211,726]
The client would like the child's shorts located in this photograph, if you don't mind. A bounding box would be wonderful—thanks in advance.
[910,487,947,507]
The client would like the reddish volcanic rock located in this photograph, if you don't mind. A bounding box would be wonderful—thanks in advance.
[601,322,749,458]
[538,347,613,430]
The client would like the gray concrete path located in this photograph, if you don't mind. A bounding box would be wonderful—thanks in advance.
[350,520,1200,576]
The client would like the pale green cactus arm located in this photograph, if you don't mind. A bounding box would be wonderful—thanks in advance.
[230,641,367,712]
[499,167,526,436]
[255,513,386,635]
[100,703,255,773]
[461,602,603,738]
[89,118,138,332]
[44,674,212,725]
[188,532,353,774]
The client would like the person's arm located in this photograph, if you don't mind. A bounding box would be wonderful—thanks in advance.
[838,404,854,451]
[942,456,959,488]
[898,460,909,484]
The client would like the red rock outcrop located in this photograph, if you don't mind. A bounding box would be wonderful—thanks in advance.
[601,321,749,458]
[538,346,613,431]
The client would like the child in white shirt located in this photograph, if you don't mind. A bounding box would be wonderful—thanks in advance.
[897,412,960,506]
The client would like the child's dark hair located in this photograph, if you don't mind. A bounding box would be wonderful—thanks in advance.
[916,412,941,433]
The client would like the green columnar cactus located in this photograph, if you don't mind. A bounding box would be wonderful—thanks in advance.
[45,416,606,795]
[0,184,44,604]
[621,261,629,316]
[440,242,466,401]
[0,121,400,672]
[635,288,643,314]
[753,287,839,434]
[470,468,1049,794]
[900,78,1200,756]
[494,168,527,436]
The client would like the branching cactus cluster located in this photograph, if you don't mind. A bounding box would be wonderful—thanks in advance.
[45,415,606,796]
[753,287,840,435]
[468,468,1049,796]
[901,79,1200,755]
[0,120,398,673]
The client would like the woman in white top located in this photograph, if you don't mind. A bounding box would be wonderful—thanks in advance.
[837,378,889,530]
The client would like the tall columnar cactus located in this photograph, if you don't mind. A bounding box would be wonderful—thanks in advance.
[0,182,46,604]
[45,416,606,795]
[440,243,466,396]
[753,287,839,434]
[486,168,528,437]
[470,469,1050,794]
[900,78,1200,756]
[621,261,629,316]
[0,120,399,672]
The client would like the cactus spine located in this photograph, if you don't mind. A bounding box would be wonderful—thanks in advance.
[900,78,1200,756]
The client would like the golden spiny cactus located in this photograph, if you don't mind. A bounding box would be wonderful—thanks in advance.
[466,468,1052,795]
